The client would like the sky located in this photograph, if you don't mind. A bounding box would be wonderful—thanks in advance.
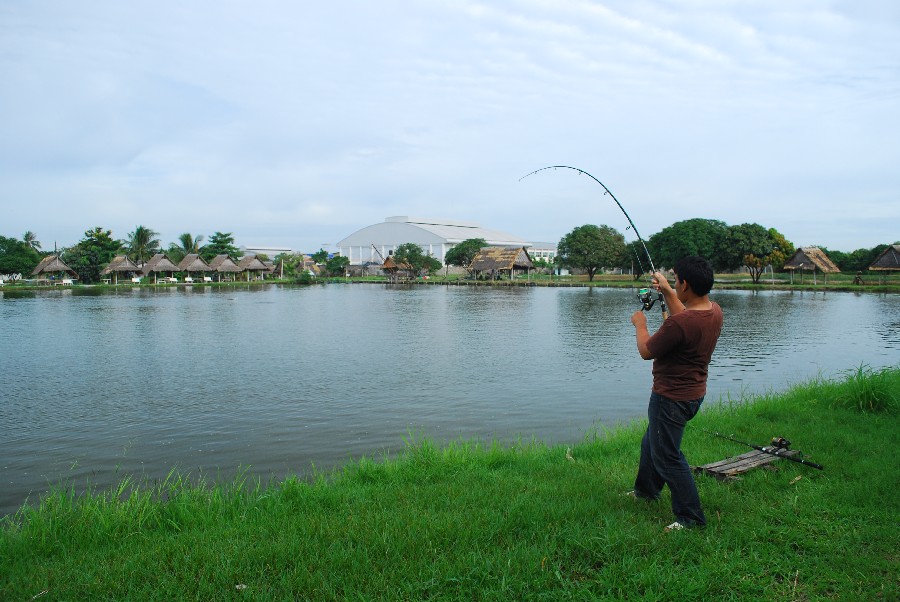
[1,1,898,254]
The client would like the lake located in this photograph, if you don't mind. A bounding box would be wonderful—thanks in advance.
[1,284,898,516]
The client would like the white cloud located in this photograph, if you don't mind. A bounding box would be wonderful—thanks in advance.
[1,1,897,252]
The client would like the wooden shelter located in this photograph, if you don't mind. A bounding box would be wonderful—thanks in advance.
[177,254,212,282]
[31,255,78,284]
[783,247,840,285]
[868,245,900,271]
[868,244,900,284]
[208,254,242,281]
[380,255,414,282]
[101,255,142,284]
[469,246,535,280]
[142,253,180,283]
[237,255,269,281]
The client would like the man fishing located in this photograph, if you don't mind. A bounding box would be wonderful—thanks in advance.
[629,256,723,531]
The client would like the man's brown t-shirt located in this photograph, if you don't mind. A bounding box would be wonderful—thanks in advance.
[646,303,723,401]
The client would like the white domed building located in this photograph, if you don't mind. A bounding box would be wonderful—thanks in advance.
[336,216,533,265]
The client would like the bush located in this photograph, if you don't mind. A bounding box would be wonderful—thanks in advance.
[835,364,899,413]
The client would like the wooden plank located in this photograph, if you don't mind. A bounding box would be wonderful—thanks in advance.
[695,449,800,480]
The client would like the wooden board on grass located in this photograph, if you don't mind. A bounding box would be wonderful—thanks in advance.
[694,448,800,480]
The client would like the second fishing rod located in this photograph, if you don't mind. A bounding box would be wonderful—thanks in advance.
[519,165,668,319]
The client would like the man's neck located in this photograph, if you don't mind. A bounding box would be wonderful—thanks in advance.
[683,293,712,311]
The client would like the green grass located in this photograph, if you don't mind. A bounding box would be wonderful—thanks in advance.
[2,369,898,600]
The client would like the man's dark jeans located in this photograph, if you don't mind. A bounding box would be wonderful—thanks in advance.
[634,392,706,527]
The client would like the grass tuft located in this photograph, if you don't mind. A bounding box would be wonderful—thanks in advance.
[832,363,899,413]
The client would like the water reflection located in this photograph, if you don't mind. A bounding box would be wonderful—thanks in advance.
[0,284,897,515]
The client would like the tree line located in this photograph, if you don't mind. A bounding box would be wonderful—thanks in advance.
[2,219,895,284]
[551,218,894,283]
[441,218,894,284]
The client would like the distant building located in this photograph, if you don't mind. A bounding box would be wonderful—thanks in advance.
[527,242,558,263]
[336,216,532,265]
[240,246,293,257]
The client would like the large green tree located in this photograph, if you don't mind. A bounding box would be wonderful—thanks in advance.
[274,252,306,279]
[721,223,776,283]
[0,235,42,275]
[393,243,442,277]
[766,228,794,272]
[556,224,627,282]
[63,227,123,283]
[647,218,729,271]
[325,254,350,276]
[202,231,240,261]
[444,238,488,272]
[125,225,160,264]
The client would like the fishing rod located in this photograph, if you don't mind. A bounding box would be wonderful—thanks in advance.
[519,165,667,317]
[701,429,824,470]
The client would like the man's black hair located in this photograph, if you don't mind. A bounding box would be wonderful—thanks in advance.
[673,256,714,297]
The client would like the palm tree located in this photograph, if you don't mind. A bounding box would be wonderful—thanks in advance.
[178,233,204,255]
[125,225,161,264]
[23,231,41,252]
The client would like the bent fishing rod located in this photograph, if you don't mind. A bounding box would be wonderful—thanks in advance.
[519,165,667,318]
[700,429,824,470]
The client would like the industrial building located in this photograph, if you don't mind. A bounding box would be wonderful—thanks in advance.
[337,216,554,265]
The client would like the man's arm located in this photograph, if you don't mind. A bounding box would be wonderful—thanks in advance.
[631,310,654,360]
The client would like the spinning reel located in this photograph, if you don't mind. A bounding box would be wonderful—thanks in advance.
[638,287,660,312]
[769,436,791,449]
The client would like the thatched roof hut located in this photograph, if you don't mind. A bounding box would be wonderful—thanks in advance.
[382,255,411,272]
[31,255,78,281]
[208,254,242,281]
[469,246,534,280]
[101,255,142,284]
[783,247,840,273]
[237,255,269,280]
[177,254,212,277]
[868,244,900,271]
[380,255,413,281]
[142,253,180,283]
[783,247,840,284]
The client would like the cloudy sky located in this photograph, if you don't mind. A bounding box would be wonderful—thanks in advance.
[2,1,898,254]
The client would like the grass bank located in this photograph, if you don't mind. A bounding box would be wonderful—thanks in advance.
[2,367,898,600]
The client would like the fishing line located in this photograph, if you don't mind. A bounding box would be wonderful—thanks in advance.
[519,165,657,274]
[519,165,666,316]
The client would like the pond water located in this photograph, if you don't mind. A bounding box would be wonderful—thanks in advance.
[1,284,898,515]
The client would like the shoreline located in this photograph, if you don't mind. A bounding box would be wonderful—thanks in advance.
[3,276,899,294]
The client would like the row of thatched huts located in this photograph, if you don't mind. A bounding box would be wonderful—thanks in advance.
[458,245,900,282]
[120,253,271,284]
[782,245,900,284]
[31,253,275,284]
